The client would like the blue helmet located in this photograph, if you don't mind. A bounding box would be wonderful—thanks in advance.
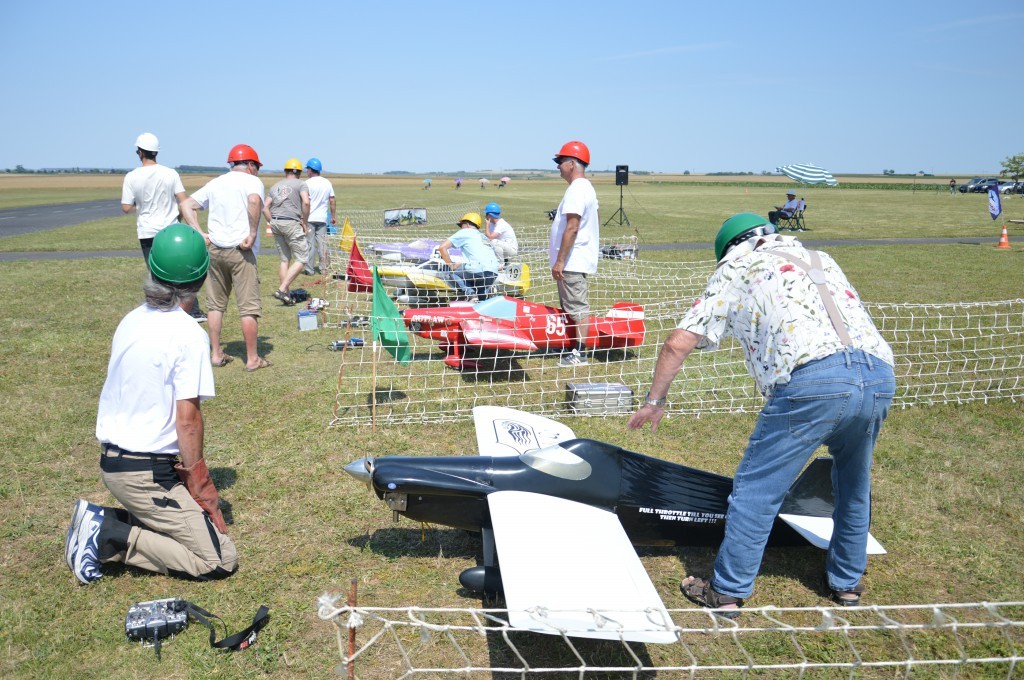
[305,157,322,173]
[484,202,500,217]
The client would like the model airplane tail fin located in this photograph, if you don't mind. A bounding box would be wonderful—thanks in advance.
[594,303,646,346]
[496,262,530,293]
[778,457,886,554]
[780,457,835,518]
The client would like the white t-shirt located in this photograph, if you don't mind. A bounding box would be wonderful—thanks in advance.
[190,171,265,249]
[549,177,599,274]
[96,305,215,454]
[489,218,518,252]
[306,175,335,223]
[121,164,186,239]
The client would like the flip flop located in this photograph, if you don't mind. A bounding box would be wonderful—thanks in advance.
[244,357,272,372]
[212,355,234,367]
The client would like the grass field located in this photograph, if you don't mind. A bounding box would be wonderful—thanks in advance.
[1,176,1022,677]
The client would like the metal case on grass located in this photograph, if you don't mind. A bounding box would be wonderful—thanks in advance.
[565,382,634,415]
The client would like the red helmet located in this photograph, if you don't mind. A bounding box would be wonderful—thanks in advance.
[554,140,590,166]
[226,144,262,167]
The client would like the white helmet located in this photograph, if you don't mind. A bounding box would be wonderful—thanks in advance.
[135,132,160,152]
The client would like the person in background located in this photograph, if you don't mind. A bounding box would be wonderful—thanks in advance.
[438,212,500,301]
[483,202,518,266]
[180,144,270,372]
[263,158,310,304]
[549,140,599,368]
[768,190,800,226]
[304,157,335,275]
[121,132,204,322]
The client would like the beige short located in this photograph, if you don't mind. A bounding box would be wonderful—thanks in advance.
[556,271,589,321]
[271,218,309,263]
[206,245,262,318]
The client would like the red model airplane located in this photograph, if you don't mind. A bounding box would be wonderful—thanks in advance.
[403,295,646,369]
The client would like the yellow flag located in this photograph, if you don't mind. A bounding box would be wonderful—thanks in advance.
[340,218,356,254]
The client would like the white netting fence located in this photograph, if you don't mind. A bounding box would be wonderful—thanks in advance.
[317,596,1024,678]
[319,204,1024,426]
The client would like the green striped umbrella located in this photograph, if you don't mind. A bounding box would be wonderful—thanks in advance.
[776,163,838,186]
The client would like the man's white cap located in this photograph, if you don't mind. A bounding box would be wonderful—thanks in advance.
[786,189,796,195]
[135,132,160,152]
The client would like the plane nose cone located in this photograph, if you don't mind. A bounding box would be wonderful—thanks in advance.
[344,457,373,486]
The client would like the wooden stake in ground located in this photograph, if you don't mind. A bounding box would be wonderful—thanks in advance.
[371,341,378,433]
[347,578,357,680]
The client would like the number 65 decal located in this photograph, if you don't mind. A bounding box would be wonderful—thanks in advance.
[545,315,567,336]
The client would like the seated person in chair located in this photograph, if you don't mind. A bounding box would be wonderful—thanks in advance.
[439,212,500,301]
[768,190,800,226]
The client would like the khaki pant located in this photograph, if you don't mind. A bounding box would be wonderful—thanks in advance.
[492,240,517,264]
[272,218,309,263]
[207,245,261,317]
[99,450,237,578]
[306,222,330,272]
[556,271,590,322]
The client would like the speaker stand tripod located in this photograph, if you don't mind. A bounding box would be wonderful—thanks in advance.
[603,185,630,227]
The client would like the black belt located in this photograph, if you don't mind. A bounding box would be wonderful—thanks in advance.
[101,444,177,468]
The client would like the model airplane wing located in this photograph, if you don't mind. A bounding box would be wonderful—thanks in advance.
[461,319,538,352]
[488,490,676,644]
[473,406,576,457]
[779,514,886,554]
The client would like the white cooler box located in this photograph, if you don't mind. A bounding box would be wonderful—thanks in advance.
[565,382,634,415]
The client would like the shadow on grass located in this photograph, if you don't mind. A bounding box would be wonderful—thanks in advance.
[458,357,530,384]
[486,627,657,678]
[222,336,275,360]
[348,527,479,560]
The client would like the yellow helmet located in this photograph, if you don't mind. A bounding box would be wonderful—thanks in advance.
[284,158,303,171]
[458,212,483,229]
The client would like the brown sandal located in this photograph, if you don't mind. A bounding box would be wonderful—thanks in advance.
[827,580,864,606]
[681,576,742,618]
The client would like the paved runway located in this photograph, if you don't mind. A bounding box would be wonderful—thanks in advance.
[0,199,123,238]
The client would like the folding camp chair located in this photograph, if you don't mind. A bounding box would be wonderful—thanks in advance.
[777,199,807,231]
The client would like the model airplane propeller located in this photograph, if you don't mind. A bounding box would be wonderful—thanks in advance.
[344,406,885,643]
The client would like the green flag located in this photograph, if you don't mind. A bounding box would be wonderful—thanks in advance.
[371,266,411,365]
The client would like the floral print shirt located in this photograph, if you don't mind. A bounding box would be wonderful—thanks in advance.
[678,235,894,394]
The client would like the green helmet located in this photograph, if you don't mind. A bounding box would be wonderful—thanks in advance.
[714,213,775,261]
[148,223,210,284]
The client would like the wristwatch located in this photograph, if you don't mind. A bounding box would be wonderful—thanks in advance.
[644,392,667,408]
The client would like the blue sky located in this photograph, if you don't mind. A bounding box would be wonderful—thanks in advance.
[2,1,1021,174]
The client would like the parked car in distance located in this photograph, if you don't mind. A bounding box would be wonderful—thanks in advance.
[999,180,1024,195]
[959,177,999,193]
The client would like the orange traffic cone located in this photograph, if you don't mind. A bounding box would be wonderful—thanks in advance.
[266,223,273,236]
[996,224,1011,249]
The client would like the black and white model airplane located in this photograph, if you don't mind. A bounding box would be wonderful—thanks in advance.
[344,406,885,643]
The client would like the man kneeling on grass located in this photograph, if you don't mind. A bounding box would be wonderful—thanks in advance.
[65,224,237,584]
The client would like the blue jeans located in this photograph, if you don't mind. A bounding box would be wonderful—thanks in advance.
[443,269,496,298]
[711,348,896,599]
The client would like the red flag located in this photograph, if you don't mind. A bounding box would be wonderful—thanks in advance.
[347,240,373,293]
